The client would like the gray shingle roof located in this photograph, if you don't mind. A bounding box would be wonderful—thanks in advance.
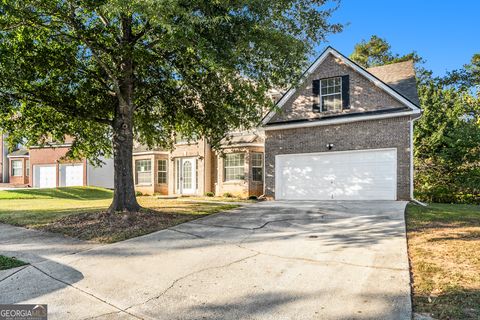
[367,60,420,106]
[8,148,29,157]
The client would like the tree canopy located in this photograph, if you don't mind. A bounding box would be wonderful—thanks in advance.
[0,0,342,211]
[349,35,421,68]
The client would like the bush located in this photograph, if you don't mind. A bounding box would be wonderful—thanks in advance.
[223,192,233,198]
[248,195,258,200]
[135,191,143,196]
[205,192,215,197]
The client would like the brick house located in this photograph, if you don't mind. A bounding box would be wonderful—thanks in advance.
[133,47,421,199]
[1,136,114,189]
[2,46,420,200]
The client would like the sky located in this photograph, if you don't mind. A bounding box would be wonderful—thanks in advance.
[316,0,479,76]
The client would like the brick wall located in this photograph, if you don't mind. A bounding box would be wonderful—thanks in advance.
[265,116,412,200]
[29,146,86,187]
[271,54,404,123]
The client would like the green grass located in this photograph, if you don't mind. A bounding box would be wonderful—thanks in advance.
[0,187,239,242]
[0,255,27,270]
[406,203,480,320]
[0,186,113,200]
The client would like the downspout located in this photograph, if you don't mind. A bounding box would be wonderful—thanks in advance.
[410,113,427,206]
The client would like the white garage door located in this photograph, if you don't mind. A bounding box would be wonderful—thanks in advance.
[275,149,397,200]
[59,164,84,187]
[33,165,56,188]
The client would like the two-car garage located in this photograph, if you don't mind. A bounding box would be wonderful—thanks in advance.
[33,163,84,188]
[275,149,397,201]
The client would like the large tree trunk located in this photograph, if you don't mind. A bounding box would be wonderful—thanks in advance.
[107,14,140,214]
[107,110,140,213]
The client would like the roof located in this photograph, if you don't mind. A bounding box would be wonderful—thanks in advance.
[261,46,421,125]
[220,131,264,147]
[367,60,420,106]
[7,149,29,157]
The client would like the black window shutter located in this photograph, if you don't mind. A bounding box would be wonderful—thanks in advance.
[341,75,350,109]
[312,79,320,112]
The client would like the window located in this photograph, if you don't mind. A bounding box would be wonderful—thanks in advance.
[224,153,245,181]
[135,159,151,185]
[320,77,342,111]
[157,159,167,184]
[251,153,263,182]
[25,160,30,177]
[11,160,23,177]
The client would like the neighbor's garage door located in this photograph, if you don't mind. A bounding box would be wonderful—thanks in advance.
[275,149,397,200]
[33,165,56,188]
[59,163,84,187]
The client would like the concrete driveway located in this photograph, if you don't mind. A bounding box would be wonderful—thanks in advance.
[0,201,411,320]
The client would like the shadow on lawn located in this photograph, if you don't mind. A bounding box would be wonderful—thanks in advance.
[414,289,480,320]
[0,187,113,200]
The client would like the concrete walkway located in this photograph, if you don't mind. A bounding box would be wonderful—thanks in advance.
[0,201,411,320]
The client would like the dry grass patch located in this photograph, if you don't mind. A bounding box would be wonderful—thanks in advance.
[406,203,480,319]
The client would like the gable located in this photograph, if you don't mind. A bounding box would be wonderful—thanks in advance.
[263,47,420,126]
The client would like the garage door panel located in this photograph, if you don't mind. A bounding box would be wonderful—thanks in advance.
[276,149,396,200]
[34,165,56,188]
[60,164,84,187]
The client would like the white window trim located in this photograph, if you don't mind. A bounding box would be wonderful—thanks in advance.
[224,153,245,182]
[135,159,152,185]
[251,153,263,182]
[11,160,23,177]
[319,77,342,112]
[157,159,168,184]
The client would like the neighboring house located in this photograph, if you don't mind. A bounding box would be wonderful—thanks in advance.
[133,47,421,199]
[3,136,114,189]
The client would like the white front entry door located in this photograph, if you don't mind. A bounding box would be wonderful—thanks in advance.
[59,164,84,187]
[176,158,197,195]
[33,165,56,188]
[275,148,397,200]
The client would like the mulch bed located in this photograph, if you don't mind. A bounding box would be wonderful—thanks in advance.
[40,210,200,243]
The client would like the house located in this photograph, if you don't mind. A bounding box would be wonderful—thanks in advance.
[1,135,114,189]
[133,47,421,200]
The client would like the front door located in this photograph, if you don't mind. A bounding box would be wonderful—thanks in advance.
[176,158,197,195]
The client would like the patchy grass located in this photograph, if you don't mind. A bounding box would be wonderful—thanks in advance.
[406,203,480,320]
[0,187,239,243]
[0,255,27,270]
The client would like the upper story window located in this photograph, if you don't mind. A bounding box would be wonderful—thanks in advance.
[224,153,245,181]
[135,159,151,185]
[11,160,22,177]
[157,159,167,184]
[321,77,342,111]
[312,75,349,112]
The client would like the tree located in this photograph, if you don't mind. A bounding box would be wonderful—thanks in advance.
[0,1,342,213]
[349,35,421,68]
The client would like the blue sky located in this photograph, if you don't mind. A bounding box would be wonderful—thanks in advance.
[316,0,478,76]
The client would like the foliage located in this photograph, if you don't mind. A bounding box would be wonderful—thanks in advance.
[349,35,422,68]
[248,195,258,200]
[414,81,480,204]
[223,192,233,198]
[0,255,27,270]
[205,192,215,197]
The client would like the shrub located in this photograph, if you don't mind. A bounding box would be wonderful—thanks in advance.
[223,192,233,198]
[205,192,215,197]
[248,195,258,200]
[135,191,143,196]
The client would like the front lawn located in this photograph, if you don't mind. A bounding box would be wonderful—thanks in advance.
[406,203,480,319]
[0,255,27,270]
[0,187,239,243]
